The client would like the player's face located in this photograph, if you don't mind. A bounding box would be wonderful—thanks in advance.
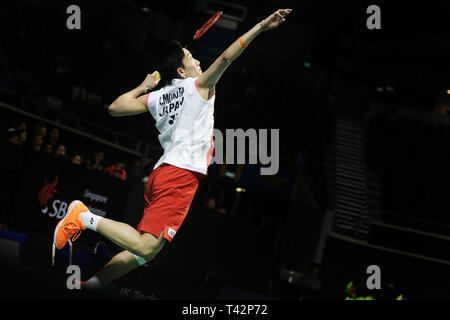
[181,48,202,78]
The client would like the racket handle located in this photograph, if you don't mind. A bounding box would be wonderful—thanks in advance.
[154,71,160,81]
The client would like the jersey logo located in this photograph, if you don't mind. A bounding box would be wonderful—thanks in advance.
[169,113,178,125]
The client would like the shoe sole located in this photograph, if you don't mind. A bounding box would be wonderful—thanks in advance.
[53,200,82,249]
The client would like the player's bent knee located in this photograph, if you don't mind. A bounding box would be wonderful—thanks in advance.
[139,243,163,260]
[134,235,165,259]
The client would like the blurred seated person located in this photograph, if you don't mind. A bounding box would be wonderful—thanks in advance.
[4,127,26,146]
[47,127,60,146]
[4,129,21,146]
[17,129,27,145]
[105,161,127,181]
[72,153,85,166]
[54,144,67,160]
[42,142,54,155]
[85,151,105,171]
[298,263,322,292]
[30,134,44,152]
[32,122,47,139]
[11,119,27,133]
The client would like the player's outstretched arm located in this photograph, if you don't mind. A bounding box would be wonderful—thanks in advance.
[196,9,292,94]
[108,71,161,117]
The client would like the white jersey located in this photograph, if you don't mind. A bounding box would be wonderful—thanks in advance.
[146,77,215,175]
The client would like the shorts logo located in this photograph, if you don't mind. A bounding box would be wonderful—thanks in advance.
[168,228,176,238]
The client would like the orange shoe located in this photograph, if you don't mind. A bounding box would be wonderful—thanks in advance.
[72,280,87,289]
[80,280,87,289]
[54,200,87,249]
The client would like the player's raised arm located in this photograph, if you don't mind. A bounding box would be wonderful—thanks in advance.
[196,9,292,92]
[108,71,161,117]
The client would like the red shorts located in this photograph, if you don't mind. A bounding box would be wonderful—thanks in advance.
[137,163,204,242]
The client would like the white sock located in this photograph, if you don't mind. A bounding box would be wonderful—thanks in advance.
[85,275,103,291]
[79,211,102,231]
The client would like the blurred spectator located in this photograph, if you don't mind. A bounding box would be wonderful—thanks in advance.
[42,142,53,155]
[72,153,85,166]
[105,161,127,181]
[54,144,67,160]
[5,129,21,145]
[299,263,322,291]
[47,127,60,146]
[32,122,47,139]
[86,151,105,171]
[12,119,27,133]
[4,119,26,144]
[30,134,44,152]
[17,129,27,145]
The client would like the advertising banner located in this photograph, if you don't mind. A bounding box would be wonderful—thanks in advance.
[10,150,130,245]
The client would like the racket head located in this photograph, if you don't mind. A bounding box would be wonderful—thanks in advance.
[193,11,222,40]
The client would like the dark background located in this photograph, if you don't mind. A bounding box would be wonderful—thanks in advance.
[0,0,450,300]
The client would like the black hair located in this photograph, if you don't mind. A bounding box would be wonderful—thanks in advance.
[157,41,185,86]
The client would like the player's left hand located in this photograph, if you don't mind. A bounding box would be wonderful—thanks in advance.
[261,9,292,31]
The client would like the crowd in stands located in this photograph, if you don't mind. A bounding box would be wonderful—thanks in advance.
[2,118,144,183]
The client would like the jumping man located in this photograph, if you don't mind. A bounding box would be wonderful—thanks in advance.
[53,8,292,291]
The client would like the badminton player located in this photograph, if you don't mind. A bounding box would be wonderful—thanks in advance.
[53,8,292,291]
